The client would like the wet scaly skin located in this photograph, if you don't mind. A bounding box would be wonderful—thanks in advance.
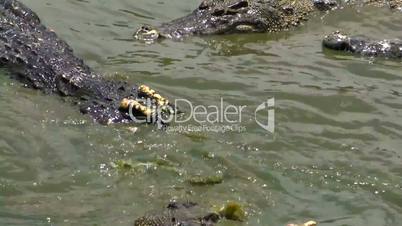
[135,0,402,42]
[135,0,402,60]
[323,31,402,59]
[0,0,174,124]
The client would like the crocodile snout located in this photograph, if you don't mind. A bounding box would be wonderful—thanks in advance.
[134,25,160,42]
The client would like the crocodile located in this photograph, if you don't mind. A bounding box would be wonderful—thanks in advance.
[0,0,174,124]
[323,31,402,59]
[135,0,402,59]
[134,202,221,226]
[0,0,398,225]
[135,0,317,41]
[134,201,246,226]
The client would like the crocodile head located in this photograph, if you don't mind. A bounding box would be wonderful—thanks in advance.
[323,31,366,52]
[135,0,281,41]
[78,80,175,125]
[134,201,221,226]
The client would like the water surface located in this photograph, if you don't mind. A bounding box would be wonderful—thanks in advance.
[0,1,402,225]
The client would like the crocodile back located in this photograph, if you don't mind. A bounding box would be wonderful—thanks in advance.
[0,0,92,93]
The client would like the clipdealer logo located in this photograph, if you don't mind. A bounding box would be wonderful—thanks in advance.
[128,98,275,133]
[254,98,275,133]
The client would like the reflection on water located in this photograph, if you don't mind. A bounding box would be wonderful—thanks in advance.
[0,1,401,225]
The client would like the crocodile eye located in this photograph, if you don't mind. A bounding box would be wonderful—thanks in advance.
[198,0,209,10]
[228,0,249,10]
[211,9,225,16]
[212,8,238,17]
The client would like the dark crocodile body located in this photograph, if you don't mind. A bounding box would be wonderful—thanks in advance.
[323,31,402,59]
[134,202,221,226]
[135,0,317,41]
[0,0,172,124]
[135,0,402,59]
[135,0,402,41]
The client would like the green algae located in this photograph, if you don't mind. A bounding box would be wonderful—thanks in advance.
[182,132,209,142]
[218,202,246,222]
[110,156,183,175]
[187,174,224,186]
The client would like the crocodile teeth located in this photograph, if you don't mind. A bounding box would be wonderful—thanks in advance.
[236,24,255,31]
[120,98,154,117]
[139,85,169,106]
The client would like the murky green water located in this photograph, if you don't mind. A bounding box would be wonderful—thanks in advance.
[1,0,402,225]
